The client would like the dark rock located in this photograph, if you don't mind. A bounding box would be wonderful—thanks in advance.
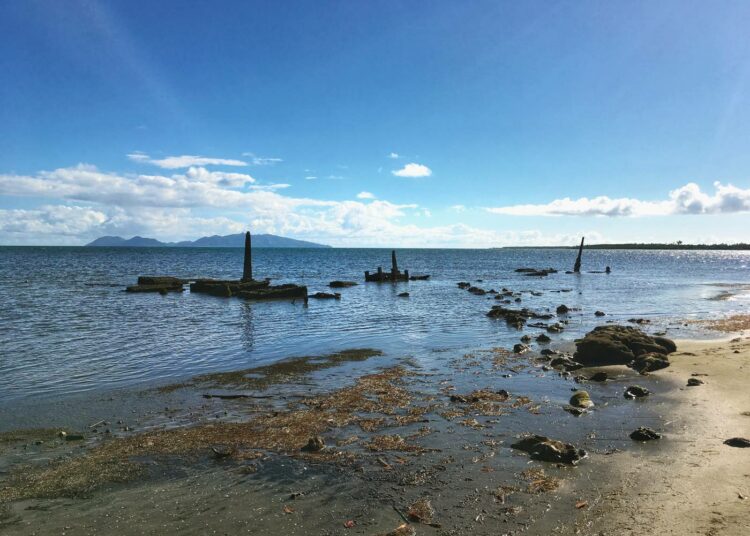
[628,318,650,324]
[511,435,587,464]
[563,406,587,416]
[520,335,532,343]
[329,281,357,288]
[547,323,563,333]
[64,433,85,441]
[588,372,608,382]
[573,325,676,367]
[556,304,570,315]
[457,282,471,289]
[301,436,325,452]
[724,437,750,448]
[630,427,661,441]
[311,292,341,299]
[594,310,606,317]
[630,352,670,374]
[516,267,558,277]
[540,348,557,356]
[409,274,430,280]
[536,333,551,343]
[624,385,650,399]
[687,378,704,386]
[468,286,486,295]
[398,292,410,297]
[513,343,531,354]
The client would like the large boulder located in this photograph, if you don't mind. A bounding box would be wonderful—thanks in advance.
[573,325,676,367]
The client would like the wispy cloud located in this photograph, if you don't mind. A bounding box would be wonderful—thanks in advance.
[450,204,466,212]
[388,152,400,159]
[357,191,375,199]
[487,182,750,217]
[304,176,318,180]
[242,152,283,166]
[128,152,247,169]
[392,163,432,178]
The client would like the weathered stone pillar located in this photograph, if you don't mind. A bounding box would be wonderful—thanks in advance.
[573,236,584,273]
[242,231,253,281]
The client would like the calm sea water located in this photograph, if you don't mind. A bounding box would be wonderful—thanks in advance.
[1,246,749,406]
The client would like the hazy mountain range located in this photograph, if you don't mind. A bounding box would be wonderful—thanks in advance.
[86,233,330,248]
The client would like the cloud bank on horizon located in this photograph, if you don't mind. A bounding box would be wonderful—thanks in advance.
[2,152,750,247]
[488,182,750,217]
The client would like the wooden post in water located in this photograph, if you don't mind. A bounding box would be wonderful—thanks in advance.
[391,250,399,281]
[573,236,584,273]
[242,231,253,281]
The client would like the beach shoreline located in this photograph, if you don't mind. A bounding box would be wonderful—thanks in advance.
[1,328,748,534]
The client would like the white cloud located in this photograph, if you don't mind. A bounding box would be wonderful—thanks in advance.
[184,166,255,187]
[487,182,750,217]
[388,152,400,159]
[357,191,376,199]
[451,204,466,212]
[392,163,432,178]
[128,152,247,169]
[305,176,318,180]
[0,162,609,247]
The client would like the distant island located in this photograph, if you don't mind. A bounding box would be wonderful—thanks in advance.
[504,242,750,250]
[86,233,331,248]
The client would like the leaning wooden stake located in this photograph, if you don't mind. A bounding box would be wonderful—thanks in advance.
[573,236,584,273]
[242,231,253,281]
[391,250,398,281]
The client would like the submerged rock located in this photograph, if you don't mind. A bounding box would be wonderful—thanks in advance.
[536,333,551,343]
[687,378,704,386]
[556,304,570,315]
[311,292,341,299]
[468,286,486,295]
[511,434,587,465]
[724,437,750,448]
[594,310,606,317]
[398,292,410,297]
[301,436,326,452]
[630,352,670,374]
[624,385,650,399]
[520,335,532,343]
[328,281,357,288]
[457,282,471,289]
[573,325,676,368]
[630,427,662,441]
[513,343,531,354]
[569,391,594,408]
[550,356,584,371]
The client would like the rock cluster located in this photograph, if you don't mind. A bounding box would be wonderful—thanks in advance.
[573,325,676,372]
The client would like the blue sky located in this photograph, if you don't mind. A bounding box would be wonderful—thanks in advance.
[2,0,750,246]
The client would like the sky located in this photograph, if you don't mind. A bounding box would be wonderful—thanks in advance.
[2,0,750,247]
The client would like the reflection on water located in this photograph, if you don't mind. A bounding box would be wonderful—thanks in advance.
[1,246,749,404]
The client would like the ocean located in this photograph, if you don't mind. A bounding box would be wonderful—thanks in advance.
[1,246,748,409]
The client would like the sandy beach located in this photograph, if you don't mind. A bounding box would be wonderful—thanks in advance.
[572,336,750,535]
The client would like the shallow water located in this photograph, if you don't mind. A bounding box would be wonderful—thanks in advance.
[1,246,749,408]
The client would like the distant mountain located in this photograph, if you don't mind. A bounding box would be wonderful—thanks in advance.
[86,236,168,247]
[85,233,331,248]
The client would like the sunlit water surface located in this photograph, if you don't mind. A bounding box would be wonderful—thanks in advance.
[1,247,749,407]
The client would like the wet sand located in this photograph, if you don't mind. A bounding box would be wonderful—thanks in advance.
[1,336,748,535]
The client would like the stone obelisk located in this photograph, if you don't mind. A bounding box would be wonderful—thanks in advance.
[242,231,253,281]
